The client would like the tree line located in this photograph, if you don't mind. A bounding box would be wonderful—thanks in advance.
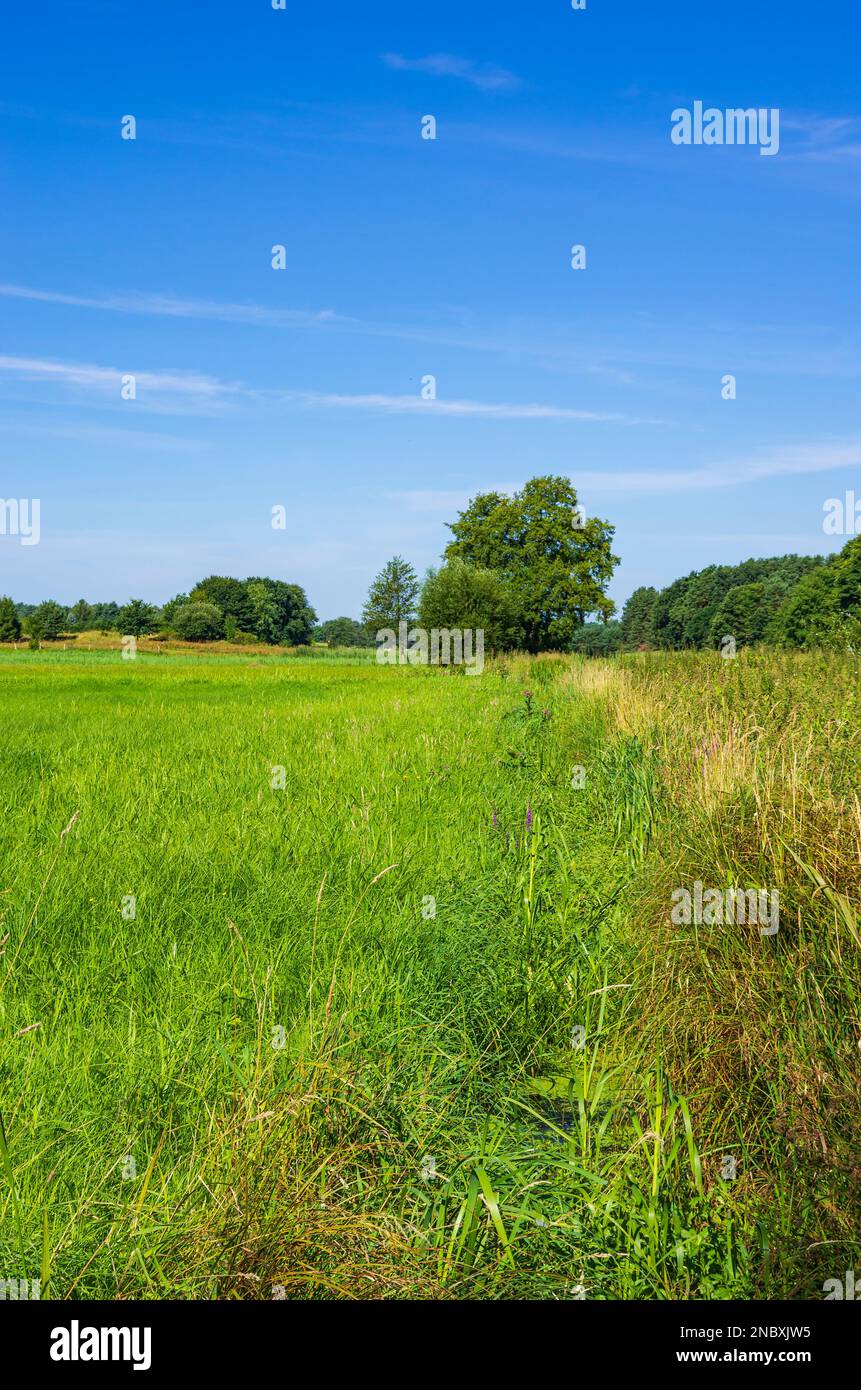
[0,576,318,646]
[573,537,861,654]
[3,475,859,653]
[0,476,620,652]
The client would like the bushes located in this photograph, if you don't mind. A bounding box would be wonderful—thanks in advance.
[172,601,224,642]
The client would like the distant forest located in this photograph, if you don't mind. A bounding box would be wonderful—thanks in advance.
[573,537,861,654]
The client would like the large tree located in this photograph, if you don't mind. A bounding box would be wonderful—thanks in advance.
[570,621,624,655]
[362,556,420,631]
[0,595,21,641]
[650,572,696,649]
[190,576,255,632]
[418,558,523,651]
[245,577,316,645]
[709,582,776,649]
[444,476,618,651]
[161,593,190,630]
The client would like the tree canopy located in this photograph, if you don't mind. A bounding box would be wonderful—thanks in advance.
[444,475,619,652]
[620,552,831,654]
[315,617,374,648]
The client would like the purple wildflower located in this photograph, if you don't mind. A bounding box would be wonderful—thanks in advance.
[492,808,498,828]
[525,804,533,830]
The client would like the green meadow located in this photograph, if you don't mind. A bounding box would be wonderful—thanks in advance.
[1,647,858,1299]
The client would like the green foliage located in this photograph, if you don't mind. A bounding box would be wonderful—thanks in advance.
[315,617,374,648]
[26,600,67,640]
[769,538,861,650]
[445,475,619,651]
[418,558,524,651]
[646,554,828,651]
[0,595,21,641]
[172,601,225,642]
[709,580,780,648]
[650,572,696,649]
[570,620,623,655]
[362,555,420,631]
[190,576,255,633]
[117,599,160,638]
[68,599,92,630]
[620,586,657,649]
[161,594,190,629]
[245,577,316,646]
[89,602,121,632]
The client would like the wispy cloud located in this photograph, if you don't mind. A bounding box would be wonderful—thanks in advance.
[292,391,662,424]
[780,112,861,161]
[0,353,240,417]
[0,354,663,425]
[0,282,341,328]
[0,353,235,398]
[575,441,861,494]
[6,281,859,389]
[381,52,520,92]
[391,440,861,510]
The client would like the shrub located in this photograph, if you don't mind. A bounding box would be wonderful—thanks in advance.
[171,601,225,642]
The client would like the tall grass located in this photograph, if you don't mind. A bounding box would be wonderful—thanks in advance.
[0,648,856,1298]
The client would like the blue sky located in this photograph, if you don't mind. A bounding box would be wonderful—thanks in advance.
[2,0,860,619]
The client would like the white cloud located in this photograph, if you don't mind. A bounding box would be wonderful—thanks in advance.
[0,282,341,329]
[5,281,859,392]
[0,353,663,425]
[381,52,520,92]
[0,353,240,414]
[391,440,861,508]
[779,113,861,162]
[292,391,661,423]
[573,441,861,494]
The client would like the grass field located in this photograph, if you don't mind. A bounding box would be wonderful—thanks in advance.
[1,646,859,1299]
